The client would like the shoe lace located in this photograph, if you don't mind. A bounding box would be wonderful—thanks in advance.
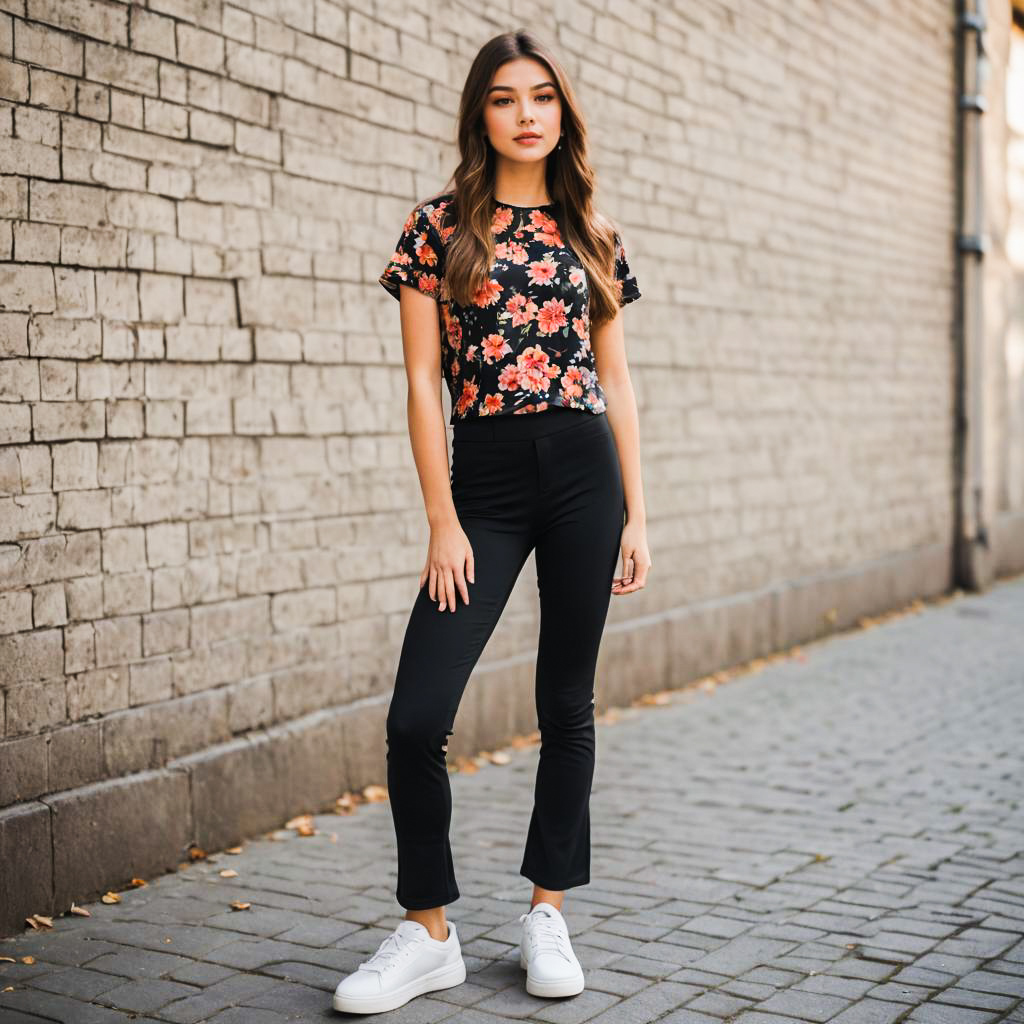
[359,929,422,974]
[519,911,572,960]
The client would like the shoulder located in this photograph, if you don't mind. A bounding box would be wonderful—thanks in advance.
[410,191,457,246]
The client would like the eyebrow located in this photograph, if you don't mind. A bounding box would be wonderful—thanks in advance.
[486,81,557,94]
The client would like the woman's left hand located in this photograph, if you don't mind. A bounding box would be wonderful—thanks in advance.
[611,518,651,595]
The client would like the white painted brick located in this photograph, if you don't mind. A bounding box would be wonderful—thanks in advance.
[14,19,82,75]
[64,621,94,673]
[159,61,187,104]
[76,362,111,399]
[61,226,126,267]
[184,278,236,325]
[76,80,109,120]
[95,270,140,320]
[0,56,29,101]
[39,359,76,399]
[32,70,76,113]
[13,221,60,262]
[0,358,39,401]
[32,400,105,441]
[85,39,158,95]
[177,23,225,73]
[54,268,96,318]
[52,440,98,490]
[143,95,188,138]
[0,491,54,539]
[130,7,176,59]
[28,316,101,358]
[0,263,56,312]
[31,180,107,228]
[107,399,144,438]
[138,272,183,323]
[32,581,67,627]
[0,589,33,634]
[57,488,111,529]
[189,109,233,146]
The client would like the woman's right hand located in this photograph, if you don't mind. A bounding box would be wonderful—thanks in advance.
[420,518,475,612]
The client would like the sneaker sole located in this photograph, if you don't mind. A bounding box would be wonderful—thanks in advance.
[519,952,585,998]
[332,956,466,1014]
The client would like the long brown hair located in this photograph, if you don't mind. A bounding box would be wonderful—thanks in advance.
[425,29,626,328]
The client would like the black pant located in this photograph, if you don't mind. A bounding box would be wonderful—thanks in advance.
[385,405,626,910]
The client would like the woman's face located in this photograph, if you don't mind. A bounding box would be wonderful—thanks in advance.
[482,57,562,165]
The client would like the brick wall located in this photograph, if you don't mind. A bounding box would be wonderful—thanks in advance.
[1,0,1021,935]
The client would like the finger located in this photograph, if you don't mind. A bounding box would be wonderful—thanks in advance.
[454,566,469,606]
[466,549,475,585]
[429,566,437,602]
[437,566,449,611]
[444,568,457,613]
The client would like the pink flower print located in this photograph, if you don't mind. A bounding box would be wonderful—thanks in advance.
[415,237,440,269]
[560,365,585,399]
[455,379,479,416]
[515,346,560,394]
[473,278,503,307]
[497,364,521,392]
[491,207,515,233]
[536,298,570,336]
[481,333,512,364]
[572,315,587,339]
[506,294,538,327]
[529,210,562,246]
[482,392,504,414]
[527,258,558,287]
[568,267,586,287]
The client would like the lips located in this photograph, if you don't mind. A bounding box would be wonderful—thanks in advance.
[515,133,541,140]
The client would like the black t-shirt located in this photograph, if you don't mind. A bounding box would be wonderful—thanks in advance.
[379,192,641,422]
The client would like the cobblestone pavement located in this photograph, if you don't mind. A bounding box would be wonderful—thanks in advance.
[2,577,1023,1023]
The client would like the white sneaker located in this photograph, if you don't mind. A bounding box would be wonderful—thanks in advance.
[332,918,466,1014]
[518,902,585,997]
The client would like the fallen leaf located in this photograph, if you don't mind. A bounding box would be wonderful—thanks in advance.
[101,892,121,904]
[229,900,251,911]
[218,869,238,878]
[488,751,511,765]
[0,957,15,963]
[24,914,53,930]
[188,846,207,861]
[129,878,147,888]
[363,784,388,802]
[226,845,243,854]
[21,956,35,964]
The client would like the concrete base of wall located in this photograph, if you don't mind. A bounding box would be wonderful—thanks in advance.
[0,538,983,938]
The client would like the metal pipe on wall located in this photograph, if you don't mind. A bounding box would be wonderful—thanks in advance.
[954,0,994,589]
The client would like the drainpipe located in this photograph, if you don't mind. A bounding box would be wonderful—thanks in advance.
[954,0,994,589]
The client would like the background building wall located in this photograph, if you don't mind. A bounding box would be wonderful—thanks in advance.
[1,0,1021,935]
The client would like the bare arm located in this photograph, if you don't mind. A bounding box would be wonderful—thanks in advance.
[591,306,652,594]
[398,284,475,611]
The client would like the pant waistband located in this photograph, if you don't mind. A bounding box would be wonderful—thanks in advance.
[452,405,599,442]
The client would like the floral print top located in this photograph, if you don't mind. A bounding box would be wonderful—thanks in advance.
[379,192,641,423]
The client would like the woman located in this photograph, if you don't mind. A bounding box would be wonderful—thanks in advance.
[333,28,651,1016]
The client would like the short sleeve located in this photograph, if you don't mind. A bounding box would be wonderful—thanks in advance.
[379,203,445,302]
[613,230,641,307]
